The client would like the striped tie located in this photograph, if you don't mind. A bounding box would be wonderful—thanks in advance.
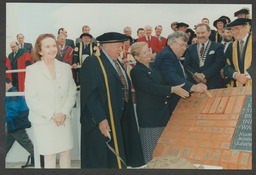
[114,60,129,102]
[240,40,244,60]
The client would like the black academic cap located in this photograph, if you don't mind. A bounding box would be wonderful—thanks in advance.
[226,18,251,27]
[186,28,195,37]
[96,32,128,44]
[219,15,231,23]
[213,18,227,28]
[176,22,189,28]
[80,33,93,39]
[234,8,249,17]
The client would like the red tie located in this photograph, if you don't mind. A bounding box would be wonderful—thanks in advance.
[147,36,151,48]
[200,43,204,55]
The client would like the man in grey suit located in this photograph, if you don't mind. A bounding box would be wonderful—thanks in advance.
[75,25,97,45]
[58,28,75,49]
[16,34,33,52]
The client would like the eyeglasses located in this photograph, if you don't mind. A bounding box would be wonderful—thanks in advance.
[174,41,187,48]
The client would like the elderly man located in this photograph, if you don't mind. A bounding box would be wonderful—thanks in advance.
[137,25,162,60]
[123,26,132,36]
[73,33,97,88]
[224,18,252,87]
[75,25,97,44]
[56,34,74,66]
[80,32,144,168]
[184,23,225,89]
[155,25,167,48]
[155,31,207,115]
[7,41,32,92]
[58,28,75,49]
[16,34,33,52]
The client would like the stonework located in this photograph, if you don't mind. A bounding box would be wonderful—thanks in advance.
[153,87,252,169]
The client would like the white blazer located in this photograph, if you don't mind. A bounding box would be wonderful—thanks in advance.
[25,59,77,124]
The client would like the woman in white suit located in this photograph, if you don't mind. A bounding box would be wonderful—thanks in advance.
[25,34,76,168]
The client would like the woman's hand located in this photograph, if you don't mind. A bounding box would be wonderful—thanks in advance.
[172,83,189,98]
[52,113,66,126]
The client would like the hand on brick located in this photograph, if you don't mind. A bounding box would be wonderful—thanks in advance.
[191,83,208,93]
[234,73,249,85]
[194,73,207,84]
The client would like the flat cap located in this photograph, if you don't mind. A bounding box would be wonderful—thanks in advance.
[176,22,189,28]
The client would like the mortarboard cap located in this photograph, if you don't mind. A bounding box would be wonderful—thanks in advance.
[96,32,128,44]
[176,22,189,29]
[80,33,93,39]
[213,18,227,28]
[226,18,251,27]
[234,8,249,17]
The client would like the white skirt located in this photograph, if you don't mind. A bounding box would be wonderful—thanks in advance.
[32,120,73,155]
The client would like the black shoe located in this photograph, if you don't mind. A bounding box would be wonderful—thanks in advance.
[21,155,34,168]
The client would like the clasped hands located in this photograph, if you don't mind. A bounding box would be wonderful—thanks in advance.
[52,113,66,126]
[234,73,249,87]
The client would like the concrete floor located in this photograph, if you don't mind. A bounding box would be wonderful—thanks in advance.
[6,160,80,169]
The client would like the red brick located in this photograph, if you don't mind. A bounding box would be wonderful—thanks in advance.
[168,118,184,126]
[194,148,207,164]
[215,89,224,97]
[232,96,246,113]
[201,98,215,113]
[196,141,220,149]
[228,114,240,120]
[158,138,174,144]
[209,97,222,113]
[245,86,252,95]
[248,154,252,169]
[238,152,251,169]
[184,120,196,126]
[237,87,246,95]
[162,145,172,157]
[209,149,222,166]
[228,151,240,169]
[181,147,193,158]
[224,127,236,135]
[182,126,202,133]
[167,146,177,157]
[160,131,177,139]
[196,120,215,126]
[224,96,237,113]
[165,125,181,131]
[191,114,206,120]
[207,114,229,120]
[202,149,213,165]
[173,147,187,157]
[230,87,239,96]
[175,139,196,147]
[220,150,231,167]
[220,142,231,150]
[200,127,225,134]
[187,147,198,163]
[191,133,211,140]
[216,97,230,114]
[177,132,191,139]
[211,134,233,142]
[215,120,237,127]
[191,99,208,113]
[223,88,232,96]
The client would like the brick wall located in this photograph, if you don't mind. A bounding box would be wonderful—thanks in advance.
[153,87,252,169]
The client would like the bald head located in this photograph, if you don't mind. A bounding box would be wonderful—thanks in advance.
[10,41,19,53]
[144,25,152,37]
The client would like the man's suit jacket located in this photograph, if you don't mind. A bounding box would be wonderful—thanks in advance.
[137,36,162,53]
[21,42,33,52]
[154,46,193,115]
[25,59,76,124]
[66,39,75,49]
[184,41,225,89]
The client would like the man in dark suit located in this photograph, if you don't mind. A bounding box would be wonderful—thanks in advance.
[58,28,75,48]
[184,23,225,89]
[16,34,33,52]
[155,31,207,115]
[79,32,145,168]
[75,25,97,45]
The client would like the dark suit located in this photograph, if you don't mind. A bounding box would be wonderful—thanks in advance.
[130,62,171,128]
[80,50,144,168]
[184,41,225,89]
[65,39,75,49]
[20,42,33,52]
[154,46,193,115]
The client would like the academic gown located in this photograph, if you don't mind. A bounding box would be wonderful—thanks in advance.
[57,45,73,65]
[79,50,145,168]
[7,49,32,91]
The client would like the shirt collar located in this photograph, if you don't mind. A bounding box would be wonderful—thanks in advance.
[241,33,249,45]
[199,39,209,47]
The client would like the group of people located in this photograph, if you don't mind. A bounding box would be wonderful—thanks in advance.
[5,7,252,169]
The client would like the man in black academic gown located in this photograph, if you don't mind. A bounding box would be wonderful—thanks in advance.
[79,32,145,168]
[224,18,252,87]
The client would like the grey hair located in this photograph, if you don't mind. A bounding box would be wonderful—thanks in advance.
[167,31,189,45]
[195,23,211,32]
[123,26,131,33]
